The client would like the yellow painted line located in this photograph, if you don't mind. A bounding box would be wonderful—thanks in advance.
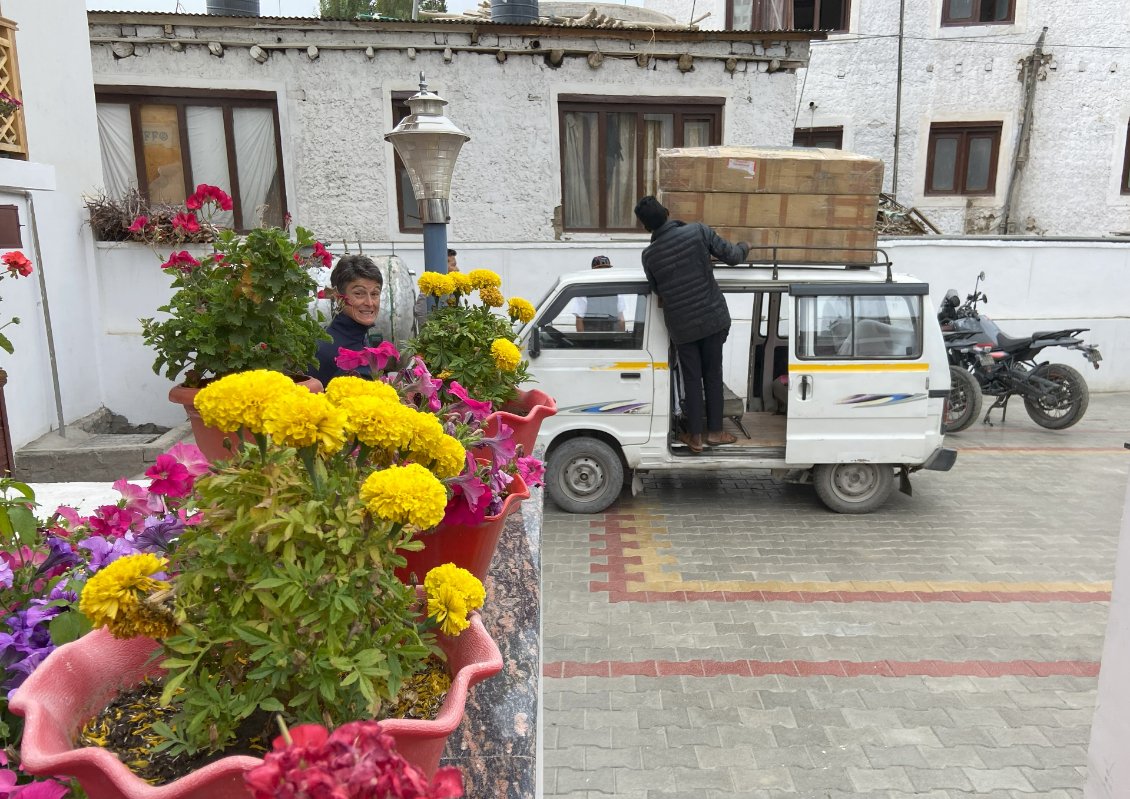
[591,362,668,370]
[790,362,929,373]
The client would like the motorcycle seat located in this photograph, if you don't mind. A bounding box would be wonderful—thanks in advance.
[995,332,1034,351]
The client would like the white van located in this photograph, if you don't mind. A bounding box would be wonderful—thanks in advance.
[519,258,956,514]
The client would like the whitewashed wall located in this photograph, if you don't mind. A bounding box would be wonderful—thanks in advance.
[87,15,803,247]
[785,0,1130,236]
[2,0,105,450]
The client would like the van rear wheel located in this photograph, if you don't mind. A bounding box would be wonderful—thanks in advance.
[813,463,894,514]
[547,437,624,514]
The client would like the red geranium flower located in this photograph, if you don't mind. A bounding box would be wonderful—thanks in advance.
[127,215,149,233]
[161,250,202,273]
[2,251,33,277]
[171,212,201,234]
[312,241,333,269]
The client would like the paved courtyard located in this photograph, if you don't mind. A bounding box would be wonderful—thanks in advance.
[541,391,1130,798]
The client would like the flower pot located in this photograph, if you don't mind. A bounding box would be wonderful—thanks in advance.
[168,376,323,462]
[12,615,502,799]
[485,388,556,456]
[397,473,531,584]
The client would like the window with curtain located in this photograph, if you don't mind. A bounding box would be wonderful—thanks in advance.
[941,0,1015,25]
[925,122,1002,196]
[95,87,286,230]
[392,94,422,233]
[727,0,849,32]
[793,126,844,148]
[559,97,723,233]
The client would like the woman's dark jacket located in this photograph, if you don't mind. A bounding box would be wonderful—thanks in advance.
[311,312,378,387]
[640,220,749,345]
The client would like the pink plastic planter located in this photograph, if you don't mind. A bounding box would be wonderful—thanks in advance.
[11,613,502,799]
[484,388,556,456]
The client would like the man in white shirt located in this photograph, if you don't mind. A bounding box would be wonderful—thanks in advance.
[567,255,632,332]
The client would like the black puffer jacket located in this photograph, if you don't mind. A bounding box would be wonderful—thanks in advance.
[641,220,749,345]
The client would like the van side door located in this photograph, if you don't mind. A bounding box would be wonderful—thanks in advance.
[787,282,931,464]
[525,281,655,445]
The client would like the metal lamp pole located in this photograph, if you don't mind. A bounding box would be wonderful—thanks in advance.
[384,74,470,276]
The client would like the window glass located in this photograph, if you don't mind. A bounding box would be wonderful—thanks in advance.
[233,107,283,228]
[982,0,1010,20]
[642,114,674,197]
[539,289,647,350]
[605,112,638,229]
[931,137,958,192]
[97,104,136,199]
[562,111,599,229]
[186,106,234,228]
[796,295,922,359]
[965,135,993,192]
[140,104,184,204]
[947,0,973,19]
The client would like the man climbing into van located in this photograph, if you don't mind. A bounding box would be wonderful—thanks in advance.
[634,195,750,454]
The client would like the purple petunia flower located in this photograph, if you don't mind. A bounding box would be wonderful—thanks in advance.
[35,536,79,577]
[136,513,185,554]
[477,422,518,468]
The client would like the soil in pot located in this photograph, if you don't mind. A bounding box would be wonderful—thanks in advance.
[78,657,452,786]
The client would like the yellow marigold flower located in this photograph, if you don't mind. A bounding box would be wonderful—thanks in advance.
[325,375,399,406]
[79,554,176,640]
[194,370,302,434]
[491,338,521,372]
[262,391,348,455]
[418,272,454,299]
[467,269,502,290]
[478,286,504,308]
[360,463,448,530]
[405,408,447,453]
[507,297,536,324]
[408,432,466,480]
[424,562,485,637]
[427,583,469,636]
[449,272,474,295]
[337,394,416,451]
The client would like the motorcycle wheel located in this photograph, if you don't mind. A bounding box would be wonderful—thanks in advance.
[943,366,982,433]
[813,463,895,514]
[1024,363,1090,430]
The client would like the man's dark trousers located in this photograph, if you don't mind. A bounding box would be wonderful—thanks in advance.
[677,329,727,436]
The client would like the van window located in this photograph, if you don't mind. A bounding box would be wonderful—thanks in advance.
[538,289,647,350]
[796,294,923,359]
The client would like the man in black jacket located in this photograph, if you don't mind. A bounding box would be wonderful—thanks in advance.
[634,196,749,454]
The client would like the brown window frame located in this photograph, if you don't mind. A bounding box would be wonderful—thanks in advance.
[941,0,1016,26]
[924,122,1002,197]
[793,126,844,148]
[726,0,851,33]
[1121,121,1130,195]
[94,86,287,231]
[558,96,723,234]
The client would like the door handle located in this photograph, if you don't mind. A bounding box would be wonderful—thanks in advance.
[620,372,641,379]
[799,375,812,400]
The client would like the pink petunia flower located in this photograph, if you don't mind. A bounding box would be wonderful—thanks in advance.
[166,442,211,478]
[445,381,493,422]
[335,347,370,372]
[516,455,545,487]
[113,478,167,517]
[161,250,202,273]
[88,505,135,539]
[145,454,193,498]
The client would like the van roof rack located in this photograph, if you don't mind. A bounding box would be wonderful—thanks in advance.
[713,246,895,283]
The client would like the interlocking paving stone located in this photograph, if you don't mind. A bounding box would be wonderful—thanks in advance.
[542,393,1130,798]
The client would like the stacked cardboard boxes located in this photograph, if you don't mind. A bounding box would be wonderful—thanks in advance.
[656,146,884,264]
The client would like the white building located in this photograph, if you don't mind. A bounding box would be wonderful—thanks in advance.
[663,0,1130,236]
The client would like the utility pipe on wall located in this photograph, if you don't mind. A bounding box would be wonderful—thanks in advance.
[999,27,1048,235]
[891,0,906,197]
[25,191,66,438]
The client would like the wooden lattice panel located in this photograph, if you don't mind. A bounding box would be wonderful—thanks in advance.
[0,17,26,159]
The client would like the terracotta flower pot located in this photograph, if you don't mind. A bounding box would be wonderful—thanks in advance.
[484,387,556,456]
[12,615,502,799]
[397,472,531,584]
[168,376,323,463]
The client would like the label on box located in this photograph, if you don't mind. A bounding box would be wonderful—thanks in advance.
[727,159,758,178]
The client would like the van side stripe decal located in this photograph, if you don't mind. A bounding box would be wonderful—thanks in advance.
[790,363,930,373]
[590,362,668,370]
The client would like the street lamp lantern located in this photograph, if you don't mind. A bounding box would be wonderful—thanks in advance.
[385,74,469,275]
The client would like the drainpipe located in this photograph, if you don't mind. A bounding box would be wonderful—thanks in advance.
[24,191,66,437]
[999,27,1048,235]
[890,0,906,197]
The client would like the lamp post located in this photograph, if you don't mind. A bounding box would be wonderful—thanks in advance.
[385,73,470,275]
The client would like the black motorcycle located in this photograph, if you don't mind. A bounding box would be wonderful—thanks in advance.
[938,272,1102,433]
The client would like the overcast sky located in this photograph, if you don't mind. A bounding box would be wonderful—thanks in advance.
[85,0,482,18]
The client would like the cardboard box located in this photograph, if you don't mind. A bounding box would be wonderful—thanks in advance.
[657,146,884,196]
[662,190,879,230]
[712,226,879,264]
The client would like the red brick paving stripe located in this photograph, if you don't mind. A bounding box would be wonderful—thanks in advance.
[544,659,1099,678]
[597,587,1111,604]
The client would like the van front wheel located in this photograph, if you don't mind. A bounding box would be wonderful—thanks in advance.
[813,463,894,514]
[547,437,624,514]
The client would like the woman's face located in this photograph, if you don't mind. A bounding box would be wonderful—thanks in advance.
[340,278,382,327]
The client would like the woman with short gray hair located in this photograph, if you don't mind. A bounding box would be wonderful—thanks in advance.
[311,254,385,386]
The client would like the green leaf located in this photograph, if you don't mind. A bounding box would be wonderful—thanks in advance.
[48,610,92,646]
[0,331,12,354]
[6,506,37,538]
[259,697,285,712]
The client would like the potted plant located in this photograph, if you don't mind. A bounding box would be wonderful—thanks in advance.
[137,184,332,460]
[11,370,504,798]
[411,269,556,451]
[0,91,22,120]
